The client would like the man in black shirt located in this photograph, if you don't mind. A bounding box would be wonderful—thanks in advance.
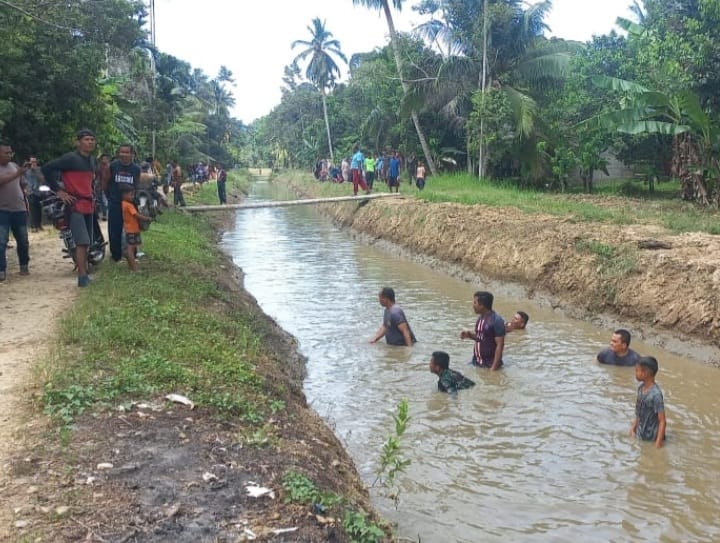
[103,144,140,262]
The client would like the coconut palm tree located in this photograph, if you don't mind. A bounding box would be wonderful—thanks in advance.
[414,0,576,177]
[292,18,347,162]
[352,0,438,175]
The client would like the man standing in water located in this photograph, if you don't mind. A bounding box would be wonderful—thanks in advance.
[505,310,529,332]
[370,287,416,346]
[460,291,505,370]
[597,329,640,367]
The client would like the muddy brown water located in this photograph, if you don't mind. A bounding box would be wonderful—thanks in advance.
[221,180,720,543]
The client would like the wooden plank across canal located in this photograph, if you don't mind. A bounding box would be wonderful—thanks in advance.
[180,192,402,212]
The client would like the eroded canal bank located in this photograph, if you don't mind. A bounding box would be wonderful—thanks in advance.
[219,175,720,542]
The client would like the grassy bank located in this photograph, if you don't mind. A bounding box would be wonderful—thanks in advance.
[15,169,385,542]
[41,171,264,423]
[287,170,720,234]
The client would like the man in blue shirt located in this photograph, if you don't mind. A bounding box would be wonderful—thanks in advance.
[388,152,401,193]
[597,329,640,367]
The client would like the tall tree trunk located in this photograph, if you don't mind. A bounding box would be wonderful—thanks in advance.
[321,89,334,163]
[381,1,437,176]
[478,0,489,179]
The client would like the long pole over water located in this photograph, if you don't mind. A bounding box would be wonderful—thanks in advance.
[180,192,402,212]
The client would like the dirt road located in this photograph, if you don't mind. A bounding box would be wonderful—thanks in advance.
[0,228,80,536]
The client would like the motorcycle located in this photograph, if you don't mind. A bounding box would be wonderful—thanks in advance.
[37,186,107,267]
[135,176,166,226]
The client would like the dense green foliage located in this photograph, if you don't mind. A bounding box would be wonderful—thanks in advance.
[3,1,720,204]
[0,0,247,166]
[254,0,720,205]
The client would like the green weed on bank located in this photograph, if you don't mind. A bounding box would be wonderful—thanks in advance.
[41,173,270,425]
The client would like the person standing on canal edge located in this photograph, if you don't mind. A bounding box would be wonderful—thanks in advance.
[42,129,98,287]
[217,163,227,204]
[171,160,186,207]
[430,351,475,394]
[370,286,417,346]
[104,143,140,262]
[388,151,401,193]
[0,142,30,282]
[597,329,640,367]
[460,291,505,370]
[24,156,45,231]
[630,356,666,448]
[415,160,426,190]
[350,144,370,196]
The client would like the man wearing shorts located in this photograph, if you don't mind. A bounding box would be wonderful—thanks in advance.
[42,129,98,287]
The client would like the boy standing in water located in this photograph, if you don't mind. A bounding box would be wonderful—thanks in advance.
[630,356,667,448]
[430,351,475,393]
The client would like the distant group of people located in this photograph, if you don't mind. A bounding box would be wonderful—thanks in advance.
[370,286,666,448]
[314,147,427,194]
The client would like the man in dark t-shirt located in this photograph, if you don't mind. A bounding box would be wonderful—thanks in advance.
[597,328,640,367]
[369,286,416,346]
[460,291,505,370]
[42,129,98,287]
[103,144,140,262]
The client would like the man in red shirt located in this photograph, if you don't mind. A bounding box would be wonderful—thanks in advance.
[42,129,98,287]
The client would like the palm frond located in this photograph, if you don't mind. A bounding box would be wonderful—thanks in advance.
[615,17,646,38]
[502,86,537,139]
[591,75,649,94]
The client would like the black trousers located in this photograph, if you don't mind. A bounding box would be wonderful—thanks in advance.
[108,199,123,262]
[28,194,43,229]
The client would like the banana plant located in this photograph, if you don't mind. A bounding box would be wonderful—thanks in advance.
[586,75,719,205]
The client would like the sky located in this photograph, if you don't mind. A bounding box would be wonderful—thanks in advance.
[154,0,634,124]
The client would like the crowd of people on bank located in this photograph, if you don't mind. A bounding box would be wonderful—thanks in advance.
[371,287,667,449]
[0,128,229,285]
[314,146,427,193]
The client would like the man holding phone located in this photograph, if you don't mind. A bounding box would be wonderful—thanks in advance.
[0,142,30,281]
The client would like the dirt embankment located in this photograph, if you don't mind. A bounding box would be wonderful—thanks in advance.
[292,182,720,363]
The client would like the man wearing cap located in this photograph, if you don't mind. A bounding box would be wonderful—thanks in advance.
[42,129,98,287]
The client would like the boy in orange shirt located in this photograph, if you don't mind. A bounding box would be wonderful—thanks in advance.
[121,186,152,271]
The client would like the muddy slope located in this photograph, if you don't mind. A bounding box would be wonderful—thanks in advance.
[293,183,720,361]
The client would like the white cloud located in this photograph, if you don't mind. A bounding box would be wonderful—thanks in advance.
[154,0,633,123]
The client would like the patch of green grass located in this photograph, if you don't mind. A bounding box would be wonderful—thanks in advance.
[342,511,385,543]
[575,239,617,259]
[281,470,342,507]
[41,193,274,425]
